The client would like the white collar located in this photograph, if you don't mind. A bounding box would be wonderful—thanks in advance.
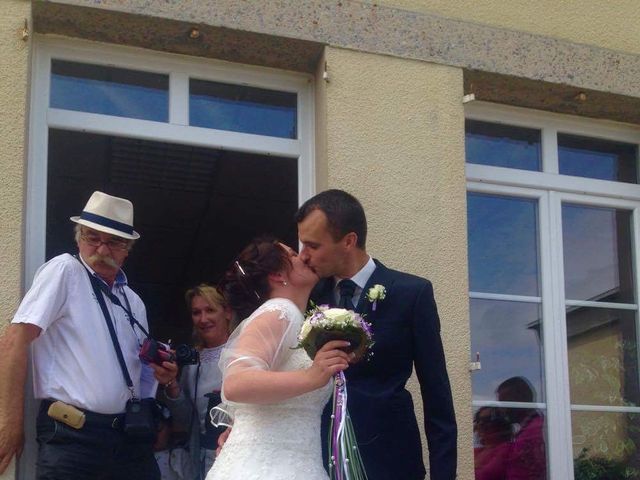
[334,256,376,290]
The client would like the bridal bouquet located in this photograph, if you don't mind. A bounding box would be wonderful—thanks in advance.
[298,305,373,480]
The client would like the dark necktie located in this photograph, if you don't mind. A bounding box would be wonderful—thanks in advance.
[338,279,357,311]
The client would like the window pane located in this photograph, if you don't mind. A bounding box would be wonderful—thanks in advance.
[50,60,168,122]
[562,204,634,303]
[572,411,640,479]
[470,299,545,401]
[474,406,548,480]
[559,133,638,184]
[465,120,541,171]
[468,193,540,296]
[567,307,639,407]
[190,79,297,139]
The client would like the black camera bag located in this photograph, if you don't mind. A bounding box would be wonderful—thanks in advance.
[124,398,159,442]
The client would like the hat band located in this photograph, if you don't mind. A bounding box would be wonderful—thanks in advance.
[80,211,134,235]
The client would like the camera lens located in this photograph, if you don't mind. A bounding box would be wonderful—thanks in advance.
[174,344,199,366]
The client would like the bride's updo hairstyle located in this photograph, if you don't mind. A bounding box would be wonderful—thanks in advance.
[219,236,291,321]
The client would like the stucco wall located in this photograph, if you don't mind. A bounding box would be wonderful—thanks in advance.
[318,46,473,479]
[382,0,640,55]
[0,8,29,326]
[0,2,30,478]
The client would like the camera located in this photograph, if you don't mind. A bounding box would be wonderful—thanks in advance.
[139,338,199,367]
[174,343,199,366]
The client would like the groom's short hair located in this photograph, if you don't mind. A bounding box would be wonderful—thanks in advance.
[295,189,367,249]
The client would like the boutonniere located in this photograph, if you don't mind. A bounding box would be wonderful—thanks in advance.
[366,284,386,311]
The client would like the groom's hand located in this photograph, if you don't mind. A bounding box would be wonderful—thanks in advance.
[308,340,352,388]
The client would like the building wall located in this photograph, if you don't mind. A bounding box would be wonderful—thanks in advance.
[318,46,472,479]
[0,5,31,480]
[0,0,31,472]
[0,6,29,326]
[569,327,627,460]
[381,0,640,55]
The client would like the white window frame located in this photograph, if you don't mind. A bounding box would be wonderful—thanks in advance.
[27,36,316,284]
[466,102,640,480]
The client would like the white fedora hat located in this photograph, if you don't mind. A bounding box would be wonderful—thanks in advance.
[70,191,140,240]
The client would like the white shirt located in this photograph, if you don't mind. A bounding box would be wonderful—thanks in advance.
[12,253,156,414]
[185,345,225,434]
[333,256,376,307]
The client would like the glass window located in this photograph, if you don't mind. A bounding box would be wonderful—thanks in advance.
[572,411,640,478]
[559,133,638,184]
[468,193,540,296]
[465,120,541,171]
[566,306,639,407]
[50,60,169,122]
[473,405,548,480]
[562,204,634,304]
[190,79,297,138]
[470,299,545,401]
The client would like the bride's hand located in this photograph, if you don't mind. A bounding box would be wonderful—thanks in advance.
[308,340,352,388]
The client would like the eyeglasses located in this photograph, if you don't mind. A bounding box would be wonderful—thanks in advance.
[81,234,129,251]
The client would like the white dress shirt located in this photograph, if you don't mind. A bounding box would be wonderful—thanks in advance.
[12,253,155,414]
[333,256,376,307]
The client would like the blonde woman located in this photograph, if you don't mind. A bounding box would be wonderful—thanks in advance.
[156,284,233,480]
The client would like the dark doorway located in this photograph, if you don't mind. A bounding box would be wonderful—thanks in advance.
[46,128,299,342]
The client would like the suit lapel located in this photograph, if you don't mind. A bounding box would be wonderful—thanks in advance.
[356,259,392,320]
[311,277,336,307]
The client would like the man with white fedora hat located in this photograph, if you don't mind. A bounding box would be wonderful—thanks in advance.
[0,191,177,479]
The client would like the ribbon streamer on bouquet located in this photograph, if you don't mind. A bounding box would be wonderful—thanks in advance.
[328,372,367,480]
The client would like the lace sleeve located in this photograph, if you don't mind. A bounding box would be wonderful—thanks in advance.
[220,299,301,380]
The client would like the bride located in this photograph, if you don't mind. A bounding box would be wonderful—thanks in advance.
[206,237,352,480]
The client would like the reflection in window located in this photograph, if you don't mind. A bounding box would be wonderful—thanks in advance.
[566,307,639,407]
[470,299,545,401]
[562,204,634,303]
[50,60,169,122]
[468,193,540,296]
[559,133,638,184]
[474,405,547,479]
[572,411,640,478]
[465,120,541,171]
[190,79,297,139]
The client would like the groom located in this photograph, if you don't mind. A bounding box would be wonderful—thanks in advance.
[296,189,457,480]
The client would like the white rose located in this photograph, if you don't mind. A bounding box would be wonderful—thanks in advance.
[367,284,386,301]
[322,308,351,326]
[299,320,313,340]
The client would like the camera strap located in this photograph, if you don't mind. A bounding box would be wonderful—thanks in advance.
[77,258,137,399]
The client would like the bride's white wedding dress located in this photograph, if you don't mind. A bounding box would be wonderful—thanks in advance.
[206,298,332,480]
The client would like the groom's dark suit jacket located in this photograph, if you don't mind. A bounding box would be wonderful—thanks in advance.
[313,260,457,480]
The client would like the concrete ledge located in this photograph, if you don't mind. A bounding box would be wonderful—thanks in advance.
[33,2,324,73]
[34,0,640,98]
[465,70,640,125]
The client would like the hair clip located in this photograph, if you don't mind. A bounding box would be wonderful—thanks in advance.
[235,261,260,301]
[235,261,247,276]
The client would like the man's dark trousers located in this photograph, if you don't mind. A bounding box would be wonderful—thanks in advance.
[35,401,159,480]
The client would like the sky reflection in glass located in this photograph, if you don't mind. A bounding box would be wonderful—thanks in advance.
[559,133,638,184]
[50,60,168,122]
[466,120,541,171]
[468,193,540,296]
[470,298,545,401]
[562,204,634,303]
[190,79,297,139]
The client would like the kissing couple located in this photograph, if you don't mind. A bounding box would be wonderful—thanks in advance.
[206,189,457,480]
